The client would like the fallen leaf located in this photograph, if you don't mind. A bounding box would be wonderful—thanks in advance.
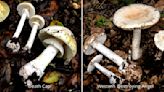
[42,71,61,84]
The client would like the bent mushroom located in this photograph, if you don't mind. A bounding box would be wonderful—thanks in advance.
[23,15,45,52]
[87,55,123,84]
[113,4,160,60]
[19,25,77,83]
[6,2,35,53]
[0,1,10,22]
[84,32,128,71]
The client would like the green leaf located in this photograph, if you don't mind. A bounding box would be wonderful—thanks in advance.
[95,16,106,27]
[50,20,64,26]
[43,71,61,84]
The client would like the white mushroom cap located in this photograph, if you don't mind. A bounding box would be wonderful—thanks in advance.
[87,55,103,72]
[29,15,45,29]
[17,2,35,18]
[154,30,164,51]
[0,1,10,22]
[38,25,77,62]
[113,4,160,30]
[84,32,107,55]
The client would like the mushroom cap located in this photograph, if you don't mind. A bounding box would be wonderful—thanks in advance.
[0,1,10,22]
[154,30,164,51]
[17,2,35,18]
[38,25,77,62]
[87,55,103,73]
[29,15,45,29]
[83,32,107,55]
[113,4,160,30]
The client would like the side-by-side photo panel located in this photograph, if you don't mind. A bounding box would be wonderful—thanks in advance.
[0,0,81,91]
[83,0,163,91]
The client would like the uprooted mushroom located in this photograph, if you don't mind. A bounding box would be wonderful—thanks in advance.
[19,25,77,86]
[6,2,35,53]
[22,15,45,53]
[84,32,142,83]
[87,55,123,84]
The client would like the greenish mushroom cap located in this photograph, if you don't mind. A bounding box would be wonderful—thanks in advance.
[38,25,77,63]
[0,1,10,22]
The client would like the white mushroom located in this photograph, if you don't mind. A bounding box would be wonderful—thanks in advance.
[23,15,45,52]
[87,55,122,84]
[154,30,164,51]
[113,4,160,60]
[84,32,128,71]
[6,2,35,53]
[19,26,77,84]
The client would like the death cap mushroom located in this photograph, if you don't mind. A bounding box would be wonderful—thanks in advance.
[38,25,77,63]
[0,1,10,22]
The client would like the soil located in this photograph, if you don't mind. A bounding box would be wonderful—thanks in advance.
[0,0,81,92]
[83,0,164,92]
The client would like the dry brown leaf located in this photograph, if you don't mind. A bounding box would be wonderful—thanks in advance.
[155,0,164,11]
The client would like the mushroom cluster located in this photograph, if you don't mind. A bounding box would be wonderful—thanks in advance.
[84,32,128,71]
[6,2,45,53]
[3,1,78,87]
[19,25,77,85]
[84,3,161,85]
[84,32,142,84]
[6,2,36,53]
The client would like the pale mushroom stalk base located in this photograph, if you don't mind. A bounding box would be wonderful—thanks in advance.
[92,41,128,70]
[23,23,39,52]
[132,29,142,60]
[19,45,58,80]
[6,9,29,53]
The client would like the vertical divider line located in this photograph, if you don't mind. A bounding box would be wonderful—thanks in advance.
[81,0,83,91]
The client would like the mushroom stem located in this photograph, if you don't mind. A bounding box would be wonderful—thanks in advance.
[94,63,116,78]
[30,45,58,72]
[6,9,29,53]
[13,9,29,38]
[88,55,122,84]
[132,29,142,60]
[92,41,128,68]
[23,23,39,52]
[19,45,59,80]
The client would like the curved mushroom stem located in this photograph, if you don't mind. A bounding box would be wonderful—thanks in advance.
[91,41,128,70]
[132,29,142,60]
[19,45,59,80]
[23,23,39,52]
[6,9,29,53]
